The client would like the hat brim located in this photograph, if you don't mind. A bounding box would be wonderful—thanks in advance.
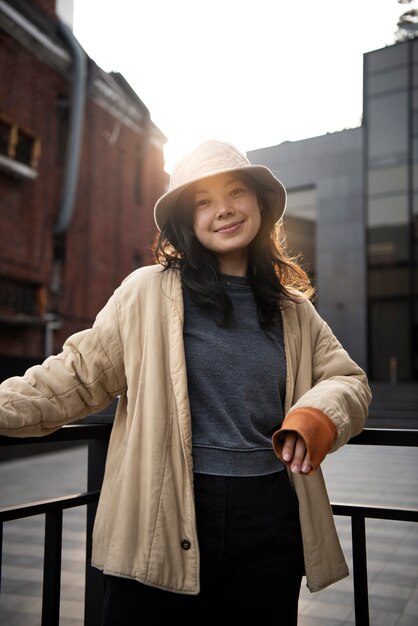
[154,164,287,231]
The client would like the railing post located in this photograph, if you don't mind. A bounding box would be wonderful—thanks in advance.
[0,521,3,595]
[84,436,110,625]
[42,510,63,626]
[351,514,370,626]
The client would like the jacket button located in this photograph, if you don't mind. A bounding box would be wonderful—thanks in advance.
[181,539,191,550]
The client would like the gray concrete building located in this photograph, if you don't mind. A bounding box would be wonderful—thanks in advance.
[248,39,418,382]
[248,128,366,369]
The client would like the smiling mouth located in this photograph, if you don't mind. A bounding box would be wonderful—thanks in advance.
[215,220,244,233]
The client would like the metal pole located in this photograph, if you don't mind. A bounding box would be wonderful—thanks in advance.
[42,510,63,626]
[84,438,109,625]
[351,515,370,625]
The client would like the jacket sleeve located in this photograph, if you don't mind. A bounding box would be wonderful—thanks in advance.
[0,293,126,438]
[272,301,372,474]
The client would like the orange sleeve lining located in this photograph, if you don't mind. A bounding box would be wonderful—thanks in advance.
[272,407,337,475]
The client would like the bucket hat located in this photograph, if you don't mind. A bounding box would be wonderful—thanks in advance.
[154,140,287,231]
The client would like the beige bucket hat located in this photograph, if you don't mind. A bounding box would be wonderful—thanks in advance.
[154,140,287,231]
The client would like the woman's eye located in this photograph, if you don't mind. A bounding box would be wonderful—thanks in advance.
[230,187,245,196]
[195,198,209,208]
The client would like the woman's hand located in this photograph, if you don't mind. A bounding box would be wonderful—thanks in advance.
[281,431,312,474]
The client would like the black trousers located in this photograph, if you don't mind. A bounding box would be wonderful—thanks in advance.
[101,470,304,624]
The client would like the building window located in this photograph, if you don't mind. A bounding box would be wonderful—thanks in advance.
[368,165,408,196]
[367,67,408,96]
[369,300,411,380]
[132,253,142,270]
[0,278,44,320]
[367,91,408,164]
[366,41,407,72]
[284,186,317,284]
[0,112,41,171]
[365,41,416,380]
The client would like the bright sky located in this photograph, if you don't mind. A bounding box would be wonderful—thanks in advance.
[72,0,405,172]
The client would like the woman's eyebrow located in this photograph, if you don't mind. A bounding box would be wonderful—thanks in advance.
[195,178,242,195]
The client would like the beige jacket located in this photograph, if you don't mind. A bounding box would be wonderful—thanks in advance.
[0,265,371,593]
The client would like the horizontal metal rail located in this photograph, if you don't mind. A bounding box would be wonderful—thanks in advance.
[0,491,100,522]
[332,501,418,522]
[1,424,417,447]
[348,428,418,446]
[0,423,112,446]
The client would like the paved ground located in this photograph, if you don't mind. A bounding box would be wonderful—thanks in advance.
[0,442,417,625]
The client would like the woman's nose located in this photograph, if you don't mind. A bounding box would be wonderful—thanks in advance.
[216,198,234,218]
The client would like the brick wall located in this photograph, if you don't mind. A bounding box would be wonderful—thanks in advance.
[0,24,167,370]
[0,32,66,287]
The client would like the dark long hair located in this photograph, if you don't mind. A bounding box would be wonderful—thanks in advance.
[152,173,315,328]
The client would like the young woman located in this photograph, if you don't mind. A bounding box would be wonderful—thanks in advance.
[0,140,371,624]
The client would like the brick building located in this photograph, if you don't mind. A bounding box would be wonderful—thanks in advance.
[0,0,168,378]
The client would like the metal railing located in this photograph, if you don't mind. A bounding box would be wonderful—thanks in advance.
[0,424,417,626]
[0,423,110,626]
[333,428,418,625]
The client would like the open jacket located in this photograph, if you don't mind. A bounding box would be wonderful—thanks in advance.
[0,264,371,593]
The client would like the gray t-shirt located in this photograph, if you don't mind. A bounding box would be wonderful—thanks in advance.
[183,273,286,476]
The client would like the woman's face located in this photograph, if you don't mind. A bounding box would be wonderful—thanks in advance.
[192,172,261,275]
